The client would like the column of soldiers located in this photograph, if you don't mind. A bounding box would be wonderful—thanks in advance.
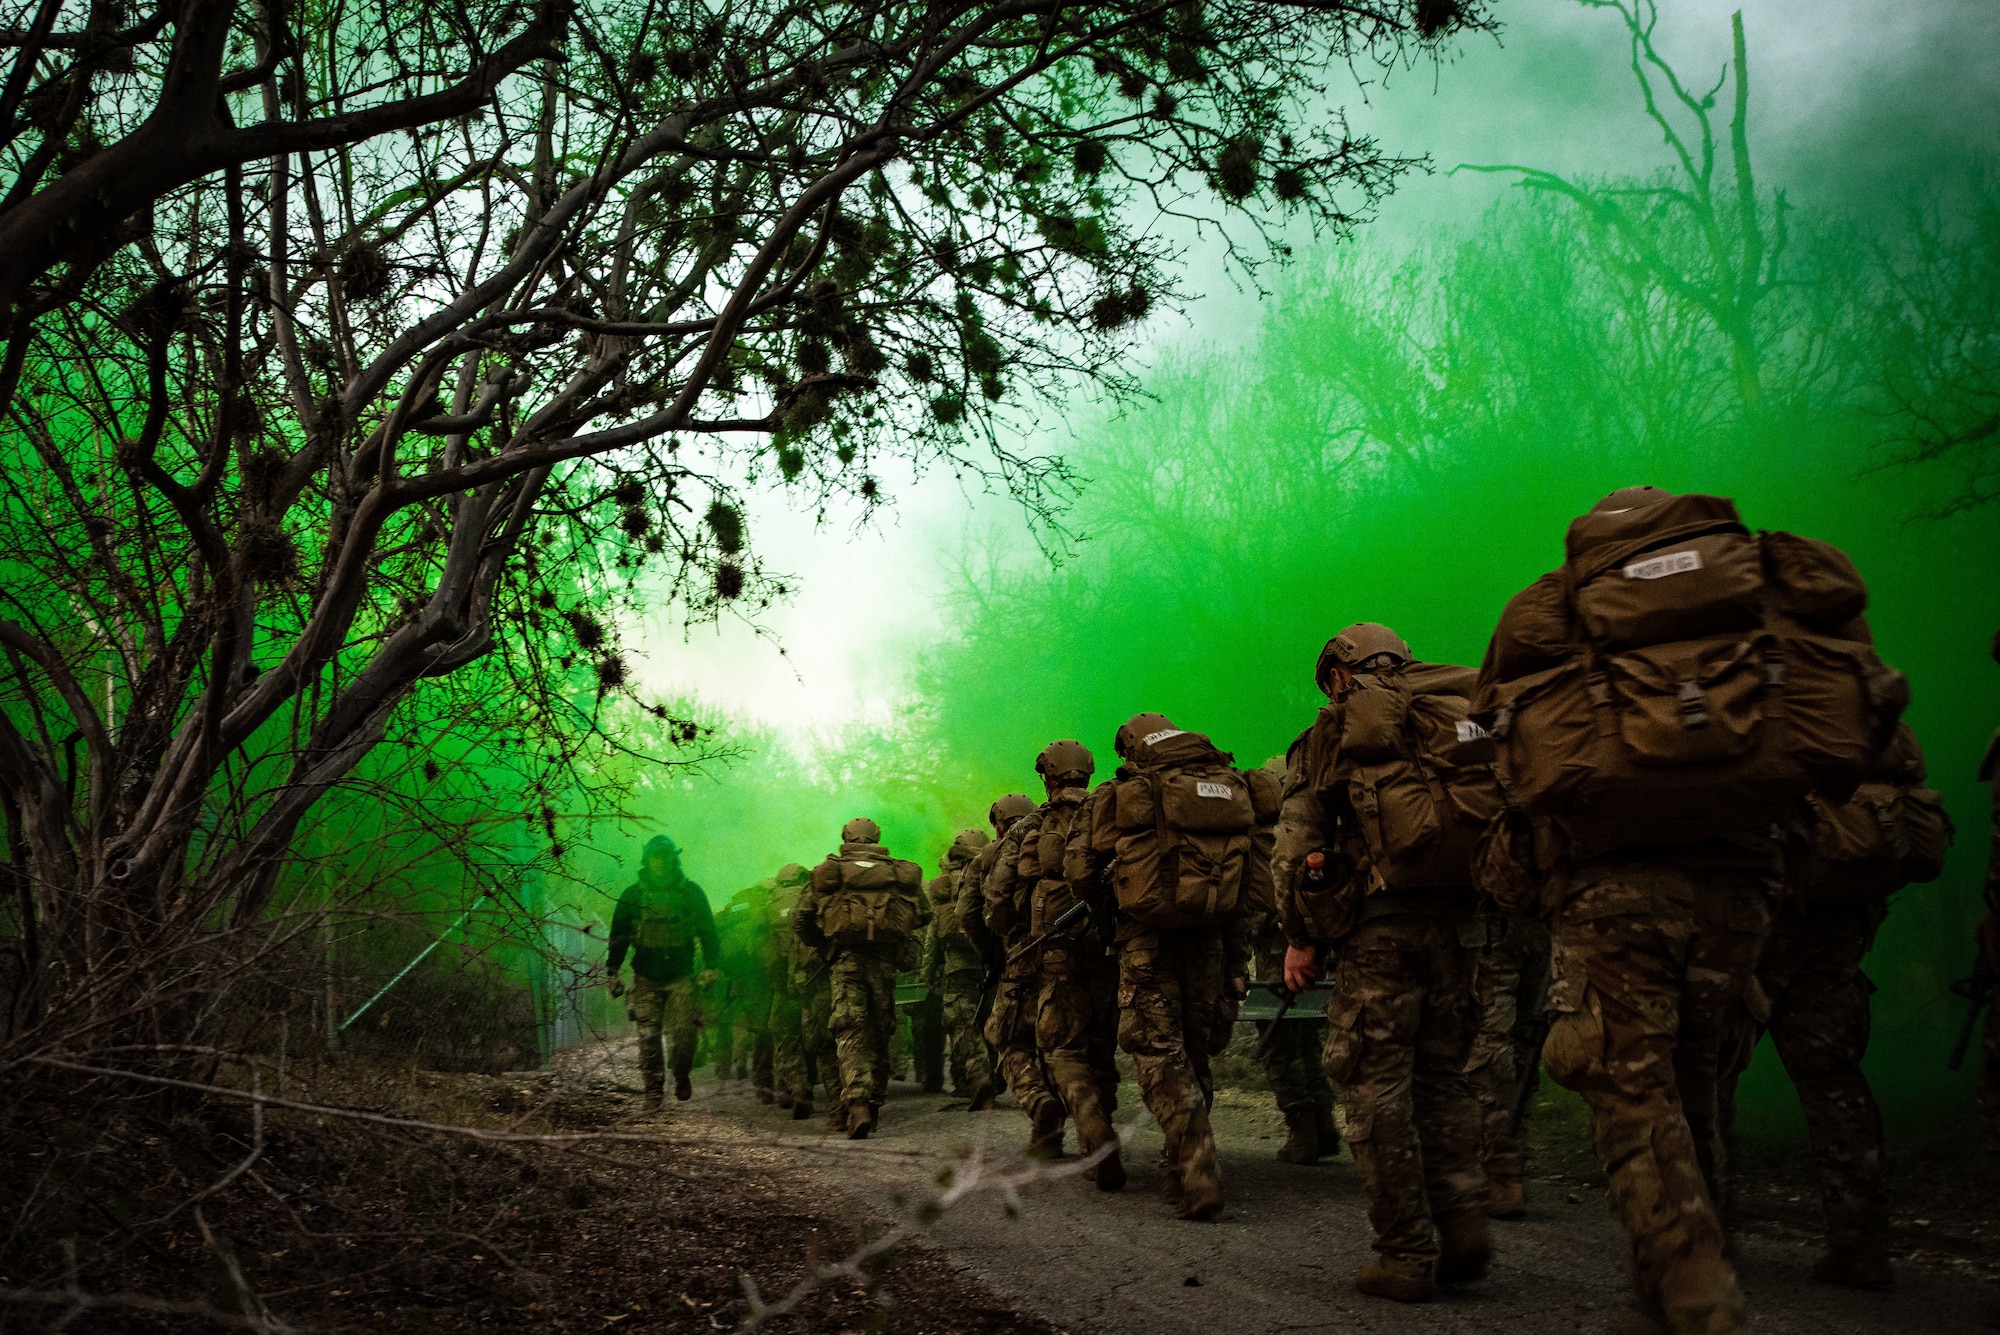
[608,487,1992,1335]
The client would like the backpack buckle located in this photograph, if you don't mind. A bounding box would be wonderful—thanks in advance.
[1676,678,1709,731]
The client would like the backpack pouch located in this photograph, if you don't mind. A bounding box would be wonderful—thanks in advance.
[1769,635,1905,801]
[1340,687,1407,763]
[1606,638,1767,767]
[1762,531,1869,630]
[1575,530,1766,651]
[1160,771,1256,835]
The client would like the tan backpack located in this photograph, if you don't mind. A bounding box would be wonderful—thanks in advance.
[1311,662,1504,892]
[1802,723,1953,902]
[1101,731,1281,930]
[1476,494,1908,848]
[1017,790,1090,934]
[814,845,925,946]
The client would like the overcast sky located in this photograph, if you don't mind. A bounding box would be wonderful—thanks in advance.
[631,0,2000,732]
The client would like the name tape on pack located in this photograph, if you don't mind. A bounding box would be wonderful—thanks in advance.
[1455,720,1490,743]
[1143,728,1187,745]
[1622,550,1704,581]
[1195,781,1234,800]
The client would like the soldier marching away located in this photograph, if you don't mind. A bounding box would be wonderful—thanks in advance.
[792,818,929,1139]
[927,828,999,1108]
[963,792,1069,1157]
[1069,713,1280,1220]
[1278,624,1495,1302]
[607,835,720,1111]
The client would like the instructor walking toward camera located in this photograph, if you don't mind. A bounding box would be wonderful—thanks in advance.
[607,835,721,1111]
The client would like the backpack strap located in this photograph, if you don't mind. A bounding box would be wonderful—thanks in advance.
[1148,769,1179,897]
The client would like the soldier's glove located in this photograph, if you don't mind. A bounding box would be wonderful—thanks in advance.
[1225,974,1250,1002]
[697,968,721,988]
[608,974,626,999]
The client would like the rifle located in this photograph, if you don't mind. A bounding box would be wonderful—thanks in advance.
[1004,898,1091,966]
[1252,983,1295,1063]
[1948,950,1998,1072]
[971,958,1002,1038]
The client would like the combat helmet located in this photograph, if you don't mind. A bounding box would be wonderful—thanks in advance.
[989,793,1035,831]
[947,828,990,866]
[841,817,881,845]
[1034,739,1095,784]
[1315,623,1411,694]
[1590,484,1676,514]
[1114,712,1182,759]
[773,862,808,887]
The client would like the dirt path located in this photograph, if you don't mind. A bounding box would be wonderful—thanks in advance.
[639,1055,1994,1335]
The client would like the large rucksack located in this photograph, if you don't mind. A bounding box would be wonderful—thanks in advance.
[1103,730,1281,930]
[1311,662,1504,892]
[1802,723,1953,902]
[814,845,925,946]
[1017,789,1089,935]
[1475,494,1908,848]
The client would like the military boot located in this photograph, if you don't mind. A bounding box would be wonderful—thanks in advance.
[791,1095,814,1121]
[1354,1258,1435,1303]
[1026,1101,1067,1160]
[1435,1210,1493,1286]
[846,1101,876,1140]
[673,1071,693,1101]
[1314,1101,1341,1156]
[1176,1144,1224,1221]
[640,1086,664,1114]
[825,1102,849,1134]
[1488,1174,1528,1219]
[1656,1255,1749,1335]
[1073,1106,1125,1192]
[1277,1104,1320,1164]
[965,1080,996,1112]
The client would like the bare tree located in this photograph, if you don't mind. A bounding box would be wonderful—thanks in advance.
[0,0,1491,1061]
[1458,1,1784,417]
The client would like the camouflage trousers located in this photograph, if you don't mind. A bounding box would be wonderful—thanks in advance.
[628,974,701,1094]
[799,975,838,1102]
[764,988,811,1105]
[985,970,1061,1119]
[828,946,900,1110]
[908,988,947,1092]
[1321,913,1485,1267]
[1981,999,2000,1154]
[1117,929,1230,1194]
[1038,940,1121,1133]
[1466,915,1552,1186]
[1544,863,1771,1335]
[1718,904,1887,1260]
[940,965,996,1095]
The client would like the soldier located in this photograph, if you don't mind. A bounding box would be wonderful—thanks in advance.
[959,792,1068,1156]
[1474,487,1905,1335]
[749,864,813,1112]
[606,835,720,1110]
[792,817,928,1139]
[1717,722,1950,1288]
[1465,915,1551,1218]
[1069,713,1276,1220]
[995,740,1123,1187]
[1980,630,2000,1154]
[705,891,763,1087]
[1278,627,1495,1300]
[927,828,998,1108]
[1251,756,1338,1166]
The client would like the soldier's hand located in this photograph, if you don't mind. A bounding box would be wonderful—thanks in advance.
[1978,911,2000,975]
[1226,974,1250,1002]
[698,968,721,988]
[608,973,626,999]
[1283,943,1322,994]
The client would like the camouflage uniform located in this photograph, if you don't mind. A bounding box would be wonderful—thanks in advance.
[752,867,813,1112]
[1542,856,1773,1335]
[1071,720,1268,1217]
[1322,909,1487,1269]
[1981,756,2000,1152]
[1251,912,1336,1163]
[793,824,926,1134]
[962,815,1066,1144]
[1719,901,1887,1275]
[927,833,997,1103]
[1465,914,1551,1210]
[607,837,719,1104]
[998,783,1121,1177]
